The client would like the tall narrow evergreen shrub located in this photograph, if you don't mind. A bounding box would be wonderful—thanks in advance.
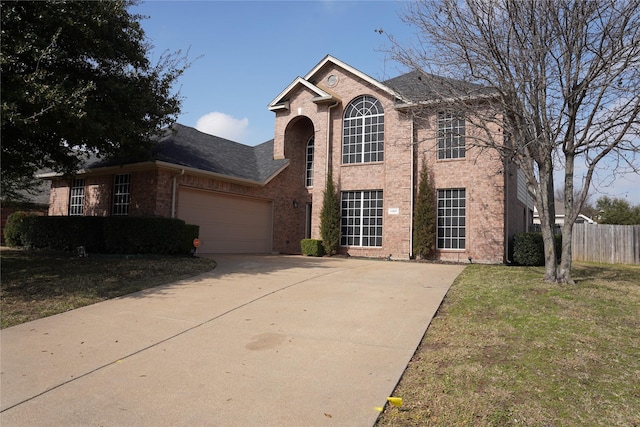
[320,172,341,255]
[413,158,436,258]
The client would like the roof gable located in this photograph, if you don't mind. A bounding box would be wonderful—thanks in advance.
[268,55,409,111]
[304,55,405,101]
[268,77,336,111]
[269,54,492,112]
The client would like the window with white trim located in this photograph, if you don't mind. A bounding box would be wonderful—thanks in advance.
[306,135,314,187]
[437,189,466,249]
[112,174,130,216]
[69,178,85,216]
[340,190,383,247]
[342,95,384,164]
[437,112,465,159]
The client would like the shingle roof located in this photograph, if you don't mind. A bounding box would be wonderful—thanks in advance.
[82,123,288,184]
[383,70,494,103]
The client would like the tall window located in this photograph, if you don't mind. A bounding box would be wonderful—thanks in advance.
[306,135,314,187]
[437,189,466,249]
[342,95,384,164]
[340,190,383,247]
[112,174,131,216]
[69,178,85,216]
[437,112,465,159]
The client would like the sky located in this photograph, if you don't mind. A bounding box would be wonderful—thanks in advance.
[133,0,639,206]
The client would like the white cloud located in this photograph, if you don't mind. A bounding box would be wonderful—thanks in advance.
[195,112,249,143]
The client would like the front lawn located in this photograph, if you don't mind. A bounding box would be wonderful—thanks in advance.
[0,248,216,329]
[376,262,640,427]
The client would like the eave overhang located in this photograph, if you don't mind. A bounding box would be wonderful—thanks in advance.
[38,159,291,188]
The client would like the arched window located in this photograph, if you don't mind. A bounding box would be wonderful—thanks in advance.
[306,135,314,187]
[342,95,384,164]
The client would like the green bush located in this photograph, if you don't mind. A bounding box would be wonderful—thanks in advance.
[301,239,325,257]
[3,211,39,247]
[513,232,562,266]
[320,172,341,255]
[102,217,199,254]
[4,216,199,255]
[29,216,106,252]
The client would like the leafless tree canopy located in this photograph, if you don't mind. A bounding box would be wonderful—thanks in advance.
[387,0,640,282]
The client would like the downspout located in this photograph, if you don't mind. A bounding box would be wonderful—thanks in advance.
[171,169,185,218]
[504,158,511,263]
[409,118,415,259]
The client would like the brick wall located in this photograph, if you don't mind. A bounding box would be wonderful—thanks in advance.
[275,65,417,259]
[49,179,71,215]
[416,112,507,263]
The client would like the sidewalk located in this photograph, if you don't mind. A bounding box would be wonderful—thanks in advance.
[1,255,465,426]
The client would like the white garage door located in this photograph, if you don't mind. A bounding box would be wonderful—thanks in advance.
[177,188,273,254]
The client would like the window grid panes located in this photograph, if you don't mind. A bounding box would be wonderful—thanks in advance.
[437,112,466,159]
[342,96,384,164]
[306,135,314,187]
[437,189,466,249]
[112,174,130,216]
[340,190,383,247]
[69,178,85,216]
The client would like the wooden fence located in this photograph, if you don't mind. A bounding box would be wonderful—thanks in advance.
[572,223,640,264]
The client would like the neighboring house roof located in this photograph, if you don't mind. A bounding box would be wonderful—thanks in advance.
[1,181,50,207]
[533,201,597,225]
[39,124,289,187]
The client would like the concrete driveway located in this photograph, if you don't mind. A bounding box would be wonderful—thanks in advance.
[1,255,465,426]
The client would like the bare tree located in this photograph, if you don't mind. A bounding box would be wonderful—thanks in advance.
[386,0,640,283]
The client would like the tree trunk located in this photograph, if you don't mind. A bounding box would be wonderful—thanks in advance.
[537,160,558,282]
[559,153,576,284]
[559,221,574,284]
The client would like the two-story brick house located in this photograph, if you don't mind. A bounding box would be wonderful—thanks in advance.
[43,55,532,262]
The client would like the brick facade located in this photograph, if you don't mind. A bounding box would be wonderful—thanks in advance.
[45,56,529,262]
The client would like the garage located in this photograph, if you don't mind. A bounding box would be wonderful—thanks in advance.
[177,188,273,254]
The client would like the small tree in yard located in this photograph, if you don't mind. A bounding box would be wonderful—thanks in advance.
[320,172,341,255]
[413,158,436,259]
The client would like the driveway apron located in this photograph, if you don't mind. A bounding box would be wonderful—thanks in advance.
[1,255,465,426]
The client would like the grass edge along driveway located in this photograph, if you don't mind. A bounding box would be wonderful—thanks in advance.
[376,262,640,427]
[1,248,216,329]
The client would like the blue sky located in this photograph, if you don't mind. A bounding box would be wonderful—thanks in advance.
[134,1,639,205]
[133,0,413,145]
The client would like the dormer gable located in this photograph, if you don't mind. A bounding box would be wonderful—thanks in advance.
[268,77,338,111]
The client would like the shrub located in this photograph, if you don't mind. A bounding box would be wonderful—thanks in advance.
[320,172,341,255]
[29,216,106,252]
[513,232,562,266]
[301,239,325,257]
[102,217,198,254]
[413,158,436,259]
[4,216,198,255]
[3,211,39,247]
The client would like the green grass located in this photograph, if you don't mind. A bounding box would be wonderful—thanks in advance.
[1,248,216,329]
[376,262,640,427]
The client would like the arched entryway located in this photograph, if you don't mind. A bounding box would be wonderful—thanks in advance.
[272,117,315,253]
